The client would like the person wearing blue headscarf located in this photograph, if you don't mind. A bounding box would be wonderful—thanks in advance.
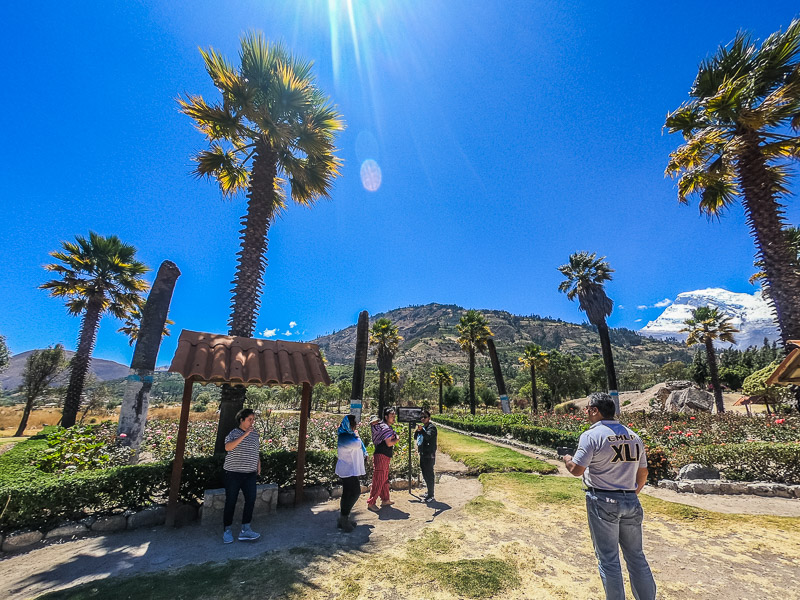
[335,414,367,532]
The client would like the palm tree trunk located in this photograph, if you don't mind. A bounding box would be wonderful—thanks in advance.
[530,364,538,415]
[596,322,619,413]
[215,142,278,454]
[704,338,725,413]
[378,370,386,417]
[62,299,103,428]
[469,347,476,415]
[119,261,181,453]
[737,133,800,344]
[438,381,443,414]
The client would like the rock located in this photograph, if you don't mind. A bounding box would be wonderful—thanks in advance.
[127,506,166,529]
[360,485,370,494]
[91,515,128,532]
[747,483,773,497]
[771,484,792,499]
[2,530,43,552]
[677,481,694,493]
[172,503,198,526]
[658,479,678,491]
[691,480,720,494]
[45,522,89,540]
[789,485,800,499]
[719,481,748,495]
[302,486,330,503]
[678,463,720,480]
[654,381,694,408]
[278,489,295,507]
[330,486,343,499]
[665,388,715,413]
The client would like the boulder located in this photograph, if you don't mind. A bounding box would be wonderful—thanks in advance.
[789,485,800,499]
[45,522,89,540]
[678,463,720,480]
[747,483,774,497]
[91,515,128,533]
[658,479,678,491]
[127,506,166,530]
[2,530,43,552]
[665,388,714,413]
[691,480,721,494]
[677,481,694,493]
[330,486,343,499]
[719,481,748,495]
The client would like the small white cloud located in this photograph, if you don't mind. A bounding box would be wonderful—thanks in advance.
[635,319,643,323]
[618,305,624,310]
[283,330,293,336]
[262,328,278,338]
[289,321,297,328]
[653,298,672,308]
[637,305,648,310]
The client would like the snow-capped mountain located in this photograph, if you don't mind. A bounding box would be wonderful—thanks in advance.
[639,288,781,349]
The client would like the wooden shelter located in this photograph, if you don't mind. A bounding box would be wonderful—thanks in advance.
[164,330,330,526]
[766,340,800,386]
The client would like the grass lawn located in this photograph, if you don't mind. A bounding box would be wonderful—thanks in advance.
[437,428,557,475]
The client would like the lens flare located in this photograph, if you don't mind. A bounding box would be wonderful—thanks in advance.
[360,159,382,192]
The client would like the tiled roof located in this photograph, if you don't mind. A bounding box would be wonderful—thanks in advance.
[168,330,331,386]
[766,340,800,386]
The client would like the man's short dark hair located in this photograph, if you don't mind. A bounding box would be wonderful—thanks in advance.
[587,393,615,419]
[421,409,431,418]
[383,407,396,419]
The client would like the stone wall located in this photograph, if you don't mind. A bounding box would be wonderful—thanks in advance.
[658,479,800,498]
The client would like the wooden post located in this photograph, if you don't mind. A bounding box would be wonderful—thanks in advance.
[165,378,193,527]
[295,382,311,506]
[407,422,412,492]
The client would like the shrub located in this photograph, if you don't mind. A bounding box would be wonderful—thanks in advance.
[675,442,800,484]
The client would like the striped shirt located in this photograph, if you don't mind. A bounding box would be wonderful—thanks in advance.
[223,428,260,473]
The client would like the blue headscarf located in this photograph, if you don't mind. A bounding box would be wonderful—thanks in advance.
[338,416,367,455]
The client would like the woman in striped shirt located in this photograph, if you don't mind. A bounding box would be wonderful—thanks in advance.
[222,408,261,544]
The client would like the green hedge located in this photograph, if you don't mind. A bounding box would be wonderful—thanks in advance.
[0,449,337,532]
[676,443,800,484]
[434,415,581,449]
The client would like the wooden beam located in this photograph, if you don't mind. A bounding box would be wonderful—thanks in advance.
[295,382,311,506]
[165,378,193,527]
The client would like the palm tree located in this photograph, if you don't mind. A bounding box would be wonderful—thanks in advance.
[41,232,149,427]
[117,307,174,346]
[665,19,800,344]
[456,310,493,415]
[370,318,402,416]
[558,251,618,412]
[680,306,738,413]
[519,343,548,414]
[430,365,454,414]
[179,32,344,451]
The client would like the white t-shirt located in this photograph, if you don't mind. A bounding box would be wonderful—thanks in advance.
[572,420,647,491]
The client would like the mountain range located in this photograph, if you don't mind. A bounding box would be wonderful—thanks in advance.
[639,288,780,349]
[0,350,130,392]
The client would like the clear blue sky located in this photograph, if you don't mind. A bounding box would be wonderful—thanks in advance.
[2,1,799,366]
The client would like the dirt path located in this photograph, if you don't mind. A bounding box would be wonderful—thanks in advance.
[0,460,479,600]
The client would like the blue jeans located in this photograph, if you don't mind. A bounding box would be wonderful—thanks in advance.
[585,491,656,600]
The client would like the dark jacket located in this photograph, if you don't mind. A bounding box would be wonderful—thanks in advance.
[415,422,437,456]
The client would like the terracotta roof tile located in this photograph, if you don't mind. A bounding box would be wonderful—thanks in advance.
[168,330,330,386]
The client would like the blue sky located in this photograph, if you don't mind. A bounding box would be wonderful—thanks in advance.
[2,1,799,366]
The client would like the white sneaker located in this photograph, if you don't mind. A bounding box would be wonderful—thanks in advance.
[238,528,261,541]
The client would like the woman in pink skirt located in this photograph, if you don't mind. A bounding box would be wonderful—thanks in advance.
[367,408,399,511]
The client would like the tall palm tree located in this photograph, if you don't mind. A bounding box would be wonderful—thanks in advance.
[430,365,454,414]
[558,251,618,412]
[41,232,149,427]
[370,318,402,416]
[665,19,800,344]
[519,343,548,414]
[179,32,344,451]
[456,310,493,415]
[680,306,738,413]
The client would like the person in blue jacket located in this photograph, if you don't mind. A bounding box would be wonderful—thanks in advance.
[335,414,367,532]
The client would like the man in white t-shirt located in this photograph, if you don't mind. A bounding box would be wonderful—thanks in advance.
[562,392,656,600]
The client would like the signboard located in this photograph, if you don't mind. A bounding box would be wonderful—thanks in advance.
[396,406,424,423]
